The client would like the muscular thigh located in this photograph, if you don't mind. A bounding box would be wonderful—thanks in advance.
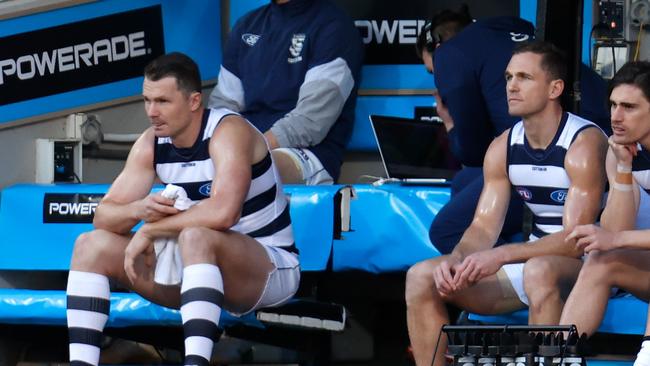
[180,229,276,314]
[446,270,526,315]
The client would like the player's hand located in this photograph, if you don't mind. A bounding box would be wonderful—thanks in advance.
[432,89,454,132]
[137,193,179,222]
[124,229,155,284]
[566,224,618,253]
[433,256,460,296]
[452,249,503,291]
[608,136,637,167]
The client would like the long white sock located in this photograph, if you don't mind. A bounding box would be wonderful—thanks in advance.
[634,338,650,366]
[66,270,110,366]
[181,264,224,366]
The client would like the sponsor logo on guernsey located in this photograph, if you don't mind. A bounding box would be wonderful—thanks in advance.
[550,189,568,203]
[288,33,306,63]
[199,182,211,197]
[242,33,260,47]
[516,187,532,201]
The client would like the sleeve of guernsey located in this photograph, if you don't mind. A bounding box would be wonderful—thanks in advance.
[270,19,360,148]
[436,46,494,167]
[208,20,245,112]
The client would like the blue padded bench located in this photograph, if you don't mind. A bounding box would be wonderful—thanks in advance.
[0,183,347,330]
[469,294,648,335]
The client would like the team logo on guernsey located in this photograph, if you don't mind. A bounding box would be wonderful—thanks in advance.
[510,32,530,42]
[288,33,306,63]
[516,187,532,201]
[550,189,568,203]
[242,33,260,47]
[199,183,211,197]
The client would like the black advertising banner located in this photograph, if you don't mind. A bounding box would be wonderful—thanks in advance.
[0,6,165,106]
[332,0,519,64]
[43,193,105,223]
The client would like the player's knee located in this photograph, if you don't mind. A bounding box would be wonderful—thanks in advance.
[523,257,561,304]
[405,260,437,304]
[71,230,114,268]
[580,251,617,284]
[178,227,224,262]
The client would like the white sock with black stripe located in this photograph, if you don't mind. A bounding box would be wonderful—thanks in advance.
[66,270,110,366]
[181,264,224,366]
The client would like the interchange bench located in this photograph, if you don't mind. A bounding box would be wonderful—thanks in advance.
[0,183,347,331]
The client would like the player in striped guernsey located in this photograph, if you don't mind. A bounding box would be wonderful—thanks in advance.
[65,52,299,366]
[406,41,608,366]
[559,61,650,366]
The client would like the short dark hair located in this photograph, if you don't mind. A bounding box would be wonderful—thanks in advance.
[429,4,473,44]
[415,22,432,59]
[144,52,202,95]
[608,61,650,102]
[512,41,567,81]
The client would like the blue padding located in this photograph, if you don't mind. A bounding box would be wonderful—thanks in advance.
[284,185,338,271]
[0,183,336,271]
[0,289,260,328]
[468,294,648,335]
[0,184,111,270]
[347,95,435,151]
[332,184,449,272]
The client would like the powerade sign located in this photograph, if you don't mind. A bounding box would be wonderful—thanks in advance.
[331,0,518,64]
[0,6,165,106]
[43,193,104,223]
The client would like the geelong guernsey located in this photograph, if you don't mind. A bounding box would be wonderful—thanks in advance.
[153,107,295,252]
[507,112,600,240]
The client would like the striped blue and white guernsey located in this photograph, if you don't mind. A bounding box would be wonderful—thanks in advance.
[632,145,650,194]
[153,107,295,253]
[507,112,601,240]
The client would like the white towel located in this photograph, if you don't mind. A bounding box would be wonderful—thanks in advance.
[153,184,195,285]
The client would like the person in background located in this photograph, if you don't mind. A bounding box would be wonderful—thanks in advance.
[209,0,363,185]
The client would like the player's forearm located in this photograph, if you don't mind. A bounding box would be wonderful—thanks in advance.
[93,200,141,234]
[600,195,638,231]
[611,229,650,250]
[451,225,499,261]
[499,231,581,264]
[139,202,240,239]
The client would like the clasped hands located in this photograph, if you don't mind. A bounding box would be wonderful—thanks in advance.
[434,248,503,296]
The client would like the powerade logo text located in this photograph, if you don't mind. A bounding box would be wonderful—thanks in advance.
[0,6,164,106]
[550,189,568,203]
[43,193,104,223]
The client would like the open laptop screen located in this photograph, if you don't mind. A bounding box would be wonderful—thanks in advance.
[370,115,461,180]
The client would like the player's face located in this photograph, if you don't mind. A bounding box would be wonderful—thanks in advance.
[610,83,650,145]
[505,52,562,118]
[142,76,196,139]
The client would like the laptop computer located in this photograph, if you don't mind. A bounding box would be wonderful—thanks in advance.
[369,115,461,184]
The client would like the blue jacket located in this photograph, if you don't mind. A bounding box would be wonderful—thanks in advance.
[210,0,364,181]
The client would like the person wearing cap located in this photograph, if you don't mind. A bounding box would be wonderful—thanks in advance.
[209,0,363,185]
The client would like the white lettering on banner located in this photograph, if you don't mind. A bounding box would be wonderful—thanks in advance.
[0,31,148,85]
[355,20,426,45]
[49,202,98,216]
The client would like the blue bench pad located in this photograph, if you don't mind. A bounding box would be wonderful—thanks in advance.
[469,294,648,335]
[0,288,260,328]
